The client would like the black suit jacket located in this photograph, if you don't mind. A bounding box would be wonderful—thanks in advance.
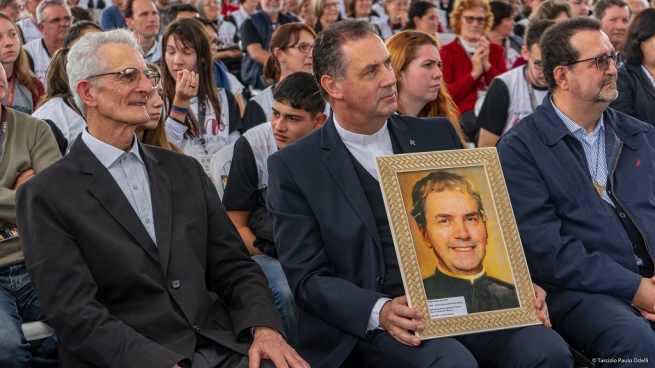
[267,115,464,367]
[16,138,283,368]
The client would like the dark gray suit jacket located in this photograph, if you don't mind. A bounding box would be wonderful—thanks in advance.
[16,138,283,367]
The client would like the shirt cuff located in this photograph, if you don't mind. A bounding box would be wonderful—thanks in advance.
[367,297,392,332]
[165,116,188,146]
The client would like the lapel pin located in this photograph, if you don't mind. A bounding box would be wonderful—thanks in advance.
[409,140,416,146]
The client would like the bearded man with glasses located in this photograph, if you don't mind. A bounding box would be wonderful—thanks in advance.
[15,29,307,368]
[498,17,655,367]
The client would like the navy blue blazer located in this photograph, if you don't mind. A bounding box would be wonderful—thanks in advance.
[267,114,464,367]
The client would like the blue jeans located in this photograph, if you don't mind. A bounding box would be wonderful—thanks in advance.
[0,263,58,368]
[252,255,298,348]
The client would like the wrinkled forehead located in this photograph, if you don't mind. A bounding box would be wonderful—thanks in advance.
[99,43,147,72]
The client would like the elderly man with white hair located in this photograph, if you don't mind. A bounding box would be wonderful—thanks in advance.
[15,29,308,368]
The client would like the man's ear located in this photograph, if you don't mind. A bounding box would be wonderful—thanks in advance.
[521,45,529,61]
[37,23,45,32]
[320,75,342,100]
[76,80,98,109]
[418,224,432,248]
[552,65,569,91]
[313,112,327,130]
[126,17,134,30]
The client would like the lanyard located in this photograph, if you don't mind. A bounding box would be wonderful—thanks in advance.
[188,97,209,155]
[523,66,538,112]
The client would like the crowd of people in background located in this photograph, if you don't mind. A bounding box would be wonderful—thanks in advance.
[0,0,654,364]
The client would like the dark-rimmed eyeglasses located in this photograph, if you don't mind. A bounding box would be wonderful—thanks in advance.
[88,68,161,87]
[43,15,74,24]
[462,15,485,24]
[528,51,543,70]
[287,42,314,53]
[562,52,623,71]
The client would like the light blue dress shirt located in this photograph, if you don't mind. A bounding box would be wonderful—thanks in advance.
[82,129,156,244]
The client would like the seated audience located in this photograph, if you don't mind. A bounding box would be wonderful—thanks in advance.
[297,0,316,26]
[162,18,242,169]
[0,0,23,22]
[441,0,506,142]
[385,30,465,142]
[199,0,238,46]
[99,0,128,29]
[477,20,554,147]
[402,1,442,38]
[627,0,648,17]
[24,0,72,87]
[610,8,655,126]
[267,20,572,368]
[156,0,171,32]
[198,2,243,75]
[311,0,340,33]
[223,71,327,349]
[137,62,183,152]
[566,0,589,17]
[497,17,655,367]
[243,23,316,131]
[377,0,409,40]
[241,0,296,89]
[0,13,45,115]
[0,62,61,368]
[348,0,382,24]
[16,28,305,368]
[594,0,630,51]
[126,0,162,64]
[33,21,102,149]
[488,1,524,69]
[17,0,43,43]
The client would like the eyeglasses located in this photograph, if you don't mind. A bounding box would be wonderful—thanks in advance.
[562,52,623,71]
[462,15,486,24]
[8,3,24,10]
[43,15,74,24]
[204,0,220,6]
[88,68,161,87]
[528,51,543,70]
[287,42,313,53]
[323,1,338,9]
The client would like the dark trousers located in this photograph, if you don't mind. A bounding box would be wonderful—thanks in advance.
[344,324,572,368]
[548,289,655,368]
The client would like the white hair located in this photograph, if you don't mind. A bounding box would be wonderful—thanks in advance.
[36,0,70,23]
[67,29,143,116]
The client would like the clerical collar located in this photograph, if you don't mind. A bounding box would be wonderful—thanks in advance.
[436,264,486,285]
[333,115,389,146]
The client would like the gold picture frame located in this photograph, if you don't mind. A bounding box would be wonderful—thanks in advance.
[375,148,540,339]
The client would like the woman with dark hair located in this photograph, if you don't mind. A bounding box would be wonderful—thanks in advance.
[441,0,506,141]
[403,1,443,37]
[242,22,316,131]
[162,17,242,166]
[137,62,183,152]
[610,8,655,126]
[33,22,102,149]
[487,1,523,69]
[0,13,44,115]
[386,30,466,144]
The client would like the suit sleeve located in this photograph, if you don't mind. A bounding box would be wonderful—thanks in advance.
[16,181,187,368]
[267,155,387,339]
[496,134,642,301]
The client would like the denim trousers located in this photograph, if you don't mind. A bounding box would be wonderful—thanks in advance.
[252,255,298,348]
[0,263,58,368]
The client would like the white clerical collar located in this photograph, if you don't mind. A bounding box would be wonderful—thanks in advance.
[333,115,390,146]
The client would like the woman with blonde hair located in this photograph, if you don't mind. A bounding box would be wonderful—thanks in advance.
[311,0,341,33]
[0,13,44,115]
[386,30,466,144]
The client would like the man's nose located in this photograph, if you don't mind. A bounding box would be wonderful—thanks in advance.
[453,220,472,240]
